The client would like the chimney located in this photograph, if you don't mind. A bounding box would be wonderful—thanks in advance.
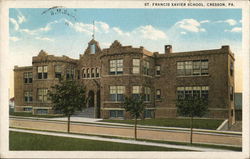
[165,45,172,54]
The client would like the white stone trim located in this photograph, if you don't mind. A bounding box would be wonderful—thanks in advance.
[33,107,52,110]
[101,108,125,110]
[15,105,33,108]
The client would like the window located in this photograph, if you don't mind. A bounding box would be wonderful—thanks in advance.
[24,72,32,83]
[144,87,151,101]
[24,91,32,103]
[132,86,141,99]
[156,89,161,99]
[77,70,80,79]
[177,60,209,76]
[23,107,32,112]
[201,60,208,75]
[96,68,100,77]
[38,88,48,102]
[110,59,123,75]
[87,68,90,78]
[193,86,201,98]
[90,44,96,54]
[201,86,209,99]
[36,109,48,115]
[38,66,48,79]
[55,65,62,79]
[143,61,150,75]
[132,59,140,74]
[144,109,154,118]
[110,86,125,101]
[156,65,161,76]
[177,87,185,99]
[177,62,185,76]
[110,110,124,118]
[193,61,201,75]
[185,61,193,75]
[184,87,192,99]
[230,86,234,101]
[177,86,209,100]
[91,68,95,78]
[82,69,86,78]
[230,62,234,76]
[66,68,74,79]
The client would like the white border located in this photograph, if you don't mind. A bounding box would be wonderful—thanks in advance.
[1,0,249,158]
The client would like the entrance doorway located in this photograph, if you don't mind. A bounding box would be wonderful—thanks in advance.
[96,90,101,118]
[88,90,95,107]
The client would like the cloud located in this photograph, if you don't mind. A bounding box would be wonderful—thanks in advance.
[175,19,206,32]
[35,36,54,42]
[10,36,20,42]
[200,20,210,24]
[17,15,26,24]
[112,27,130,36]
[225,27,242,33]
[100,42,111,48]
[39,20,58,32]
[12,19,60,35]
[133,25,166,40]
[65,19,92,35]
[96,21,110,33]
[216,19,237,26]
[180,31,186,35]
[16,9,26,24]
[225,19,237,26]
[9,18,19,30]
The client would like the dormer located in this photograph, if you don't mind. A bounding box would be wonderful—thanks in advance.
[84,39,101,55]
[110,40,122,49]
[38,50,48,56]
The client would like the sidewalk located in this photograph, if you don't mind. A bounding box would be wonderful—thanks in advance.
[9,128,234,152]
[10,116,242,135]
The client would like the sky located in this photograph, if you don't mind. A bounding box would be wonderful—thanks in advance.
[9,8,243,97]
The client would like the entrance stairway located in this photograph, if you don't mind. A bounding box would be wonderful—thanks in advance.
[73,107,95,118]
[229,121,242,132]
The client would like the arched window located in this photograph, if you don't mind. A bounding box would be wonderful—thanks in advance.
[91,68,95,78]
[82,69,86,78]
[87,68,90,78]
[96,68,99,77]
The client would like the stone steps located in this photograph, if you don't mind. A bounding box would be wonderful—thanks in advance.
[229,121,242,132]
[73,107,94,118]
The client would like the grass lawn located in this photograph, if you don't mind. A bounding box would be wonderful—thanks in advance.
[10,127,242,151]
[9,112,64,118]
[9,131,187,151]
[100,118,224,130]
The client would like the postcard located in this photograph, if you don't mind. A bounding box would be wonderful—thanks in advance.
[0,0,249,158]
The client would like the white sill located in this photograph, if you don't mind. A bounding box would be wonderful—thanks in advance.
[177,74,209,78]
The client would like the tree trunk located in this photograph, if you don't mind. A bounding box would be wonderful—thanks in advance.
[134,118,137,140]
[190,116,193,144]
[67,115,70,133]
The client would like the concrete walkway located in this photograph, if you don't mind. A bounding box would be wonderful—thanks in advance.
[9,116,103,123]
[9,128,234,152]
[10,116,242,135]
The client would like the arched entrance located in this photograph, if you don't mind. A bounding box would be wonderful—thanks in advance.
[88,90,95,107]
[96,90,101,118]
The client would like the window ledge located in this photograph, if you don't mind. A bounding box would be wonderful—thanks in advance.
[177,75,209,78]
[82,77,101,79]
[103,101,123,104]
